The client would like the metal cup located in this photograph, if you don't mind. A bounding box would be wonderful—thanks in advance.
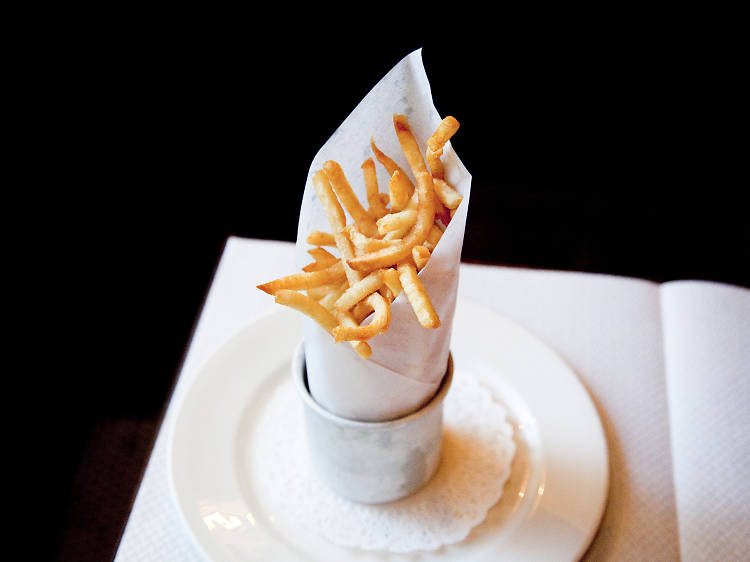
[291,341,453,504]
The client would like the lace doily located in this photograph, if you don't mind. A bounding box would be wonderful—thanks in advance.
[252,369,516,553]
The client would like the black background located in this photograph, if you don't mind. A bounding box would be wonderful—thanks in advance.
[44,17,746,561]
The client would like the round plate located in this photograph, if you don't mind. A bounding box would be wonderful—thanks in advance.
[169,298,609,561]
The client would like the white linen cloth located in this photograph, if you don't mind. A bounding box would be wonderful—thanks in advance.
[114,237,750,561]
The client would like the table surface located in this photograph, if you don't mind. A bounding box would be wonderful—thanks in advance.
[110,238,750,561]
[47,31,747,561]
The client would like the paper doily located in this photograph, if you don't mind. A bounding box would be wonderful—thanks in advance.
[252,369,516,553]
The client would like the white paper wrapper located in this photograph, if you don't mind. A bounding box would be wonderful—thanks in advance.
[295,49,472,422]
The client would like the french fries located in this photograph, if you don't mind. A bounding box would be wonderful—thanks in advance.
[258,113,462,357]
[426,116,460,179]
[361,158,389,220]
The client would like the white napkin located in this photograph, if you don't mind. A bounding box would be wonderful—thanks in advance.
[294,48,472,422]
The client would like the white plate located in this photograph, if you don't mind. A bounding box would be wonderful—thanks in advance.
[169,298,609,561]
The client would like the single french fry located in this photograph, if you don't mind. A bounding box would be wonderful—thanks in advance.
[379,285,395,302]
[347,116,436,272]
[308,247,337,262]
[274,290,339,334]
[257,261,346,295]
[412,245,431,270]
[433,177,463,210]
[397,262,440,329]
[423,224,444,251]
[317,281,348,311]
[335,269,385,312]
[361,158,389,220]
[307,285,331,301]
[371,139,415,187]
[302,256,339,272]
[377,206,418,235]
[382,267,402,298]
[323,160,379,238]
[306,230,336,247]
[335,311,373,358]
[388,169,412,212]
[426,116,460,179]
[347,226,397,255]
[312,169,361,286]
[333,293,391,341]
[427,116,460,153]
[352,301,373,324]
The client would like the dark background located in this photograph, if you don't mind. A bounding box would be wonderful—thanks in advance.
[45,20,746,561]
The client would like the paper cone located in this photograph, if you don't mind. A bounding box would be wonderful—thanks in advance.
[295,49,472,422]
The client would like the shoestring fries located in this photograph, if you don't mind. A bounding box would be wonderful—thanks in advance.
[258,113,461,358]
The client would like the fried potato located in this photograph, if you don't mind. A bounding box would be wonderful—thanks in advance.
[308,247,337,262]
[382,267,402,299]
[334,311,373,358]
[426,116,460,179]
[371,138,415,190]
[388,169,412,212]
[347,116,435,272]
[433,177,463,210]
[361,158,389,220]
[333,293,391,342]
[397,262,440,329]
[312,169,361,286]
[335,269,385,312]
[306,230,336,247]
[323,160,379,239]
[314,281,347,310]
[259,111,463,356]
[347,226,398,255]
[257,261,346,295]
[274,290,339,334]
[376,206,418,236]
[423,224,444,251]
[411,245,431,270]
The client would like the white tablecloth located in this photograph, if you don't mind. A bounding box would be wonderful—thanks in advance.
[115,237,749,561]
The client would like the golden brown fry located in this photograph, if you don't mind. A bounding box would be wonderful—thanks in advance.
[347,116,436,272]
[394,114,431,176]
[433,177,463,210]
[347,226,397,255]
[333,293,391,341]
[307,284,334,301]
[312,169,361,286]
[352,301,373,323]
[303,244,339,272]
[426,116,460,179]
[427,116,460,152]
[388,169,412,212]
[335,269,385,312]
[257,261,346,295]
[376,206,418,236]
[302,256,339,272]
[361,158,389,220]
[423,224,444,251]
[306,230,336,247]
[323,160,379,238]
[412,245,431,270]
[397,262,441,329]
[333,311,373,357]
[371,139,414,182]
[382,267,402,298]
[308,247,337,262]
[274,290,339,334]
[317,281,348,311]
